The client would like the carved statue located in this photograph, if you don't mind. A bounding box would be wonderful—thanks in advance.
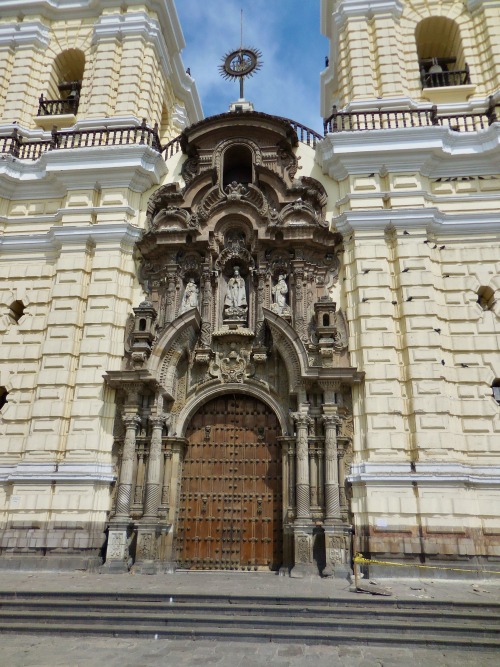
[271,274,290,316]
[180,279,199,313]
[224,266,247,320]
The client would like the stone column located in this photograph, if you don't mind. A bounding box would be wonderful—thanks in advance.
[104,412,140,572]
[114,414,141,519]
[164,269,178,324]
[143,416,166,518]
[292,412,312,520]
[322,413,342,523]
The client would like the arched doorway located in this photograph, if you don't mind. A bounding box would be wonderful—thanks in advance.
[176,395,283,570]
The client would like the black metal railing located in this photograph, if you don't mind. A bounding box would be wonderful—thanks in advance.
[0,119,161,160]
[38,94,80,116]
[324,99,498,134]
[420,65,470,89]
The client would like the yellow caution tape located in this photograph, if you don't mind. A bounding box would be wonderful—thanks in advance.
[353,553,500,575]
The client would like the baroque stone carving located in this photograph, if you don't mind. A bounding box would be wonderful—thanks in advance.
[180,279,199,313]
[271,274,290,317]
[296,536,311,564]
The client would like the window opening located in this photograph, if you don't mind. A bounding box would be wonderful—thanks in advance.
[477,286,495,311]
[493,380,500,405]
[416,18,469,88]
[222,145,253,189]
[0,387,7,410]
[9,300,24,323]
[38,49,85,117]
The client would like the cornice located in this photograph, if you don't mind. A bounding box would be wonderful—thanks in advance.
[466,0,500,12]
[0,222,142,256]
[0,20,50,50]
[0,144,167,198]
[349,461,500,486]
[317,123,500,180]
[0,462,115,483]
[333,0,403,29]
[332,208,500,237]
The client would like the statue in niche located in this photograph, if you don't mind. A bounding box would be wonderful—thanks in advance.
[224,266,247,321]
[271,274,290,316]
[180,279,199,313]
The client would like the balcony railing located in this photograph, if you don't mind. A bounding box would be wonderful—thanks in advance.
[0,120,161,161]
[420,65,471,89]
[38,94,80,117]
[324,100,498,134]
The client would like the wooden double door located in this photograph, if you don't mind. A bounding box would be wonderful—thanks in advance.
[177,395,283,570]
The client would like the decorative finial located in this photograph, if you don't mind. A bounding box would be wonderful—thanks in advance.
[219,10,262,101]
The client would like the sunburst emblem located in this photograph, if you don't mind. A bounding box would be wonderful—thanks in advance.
[219,47,263,81]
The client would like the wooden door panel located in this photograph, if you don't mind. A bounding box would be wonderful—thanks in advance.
[177,395,282,570]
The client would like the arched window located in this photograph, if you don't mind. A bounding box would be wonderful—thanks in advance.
[222,145,253,190]
[416,18,469,88]
[39,49,85,117]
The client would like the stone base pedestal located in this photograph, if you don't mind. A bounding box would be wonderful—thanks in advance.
[102,521,132,573]
[322,523,353,579]
[131,521,171,573]
[290,523,318,578]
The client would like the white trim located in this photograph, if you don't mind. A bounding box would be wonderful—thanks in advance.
[0,20,50,50]
[317,124,500,180]
[0,462,115,483]
[0,222,142,256]
[0,144,167,197]
[349,462,500,486]
[332,208,500,236]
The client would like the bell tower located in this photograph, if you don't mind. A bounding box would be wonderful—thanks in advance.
[319,0,500,576]
[321,0,500,112]
[0,1,201,570]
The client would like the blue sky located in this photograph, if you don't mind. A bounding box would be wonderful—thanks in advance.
[176,0,328,133]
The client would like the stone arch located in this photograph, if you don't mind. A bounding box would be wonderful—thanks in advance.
[147,309,201,399]
[263,307,308,392]
[174,382,290,437]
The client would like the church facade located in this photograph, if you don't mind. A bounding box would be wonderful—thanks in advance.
[0,0,499,576]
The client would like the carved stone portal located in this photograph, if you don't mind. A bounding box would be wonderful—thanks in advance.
[104,111,362,575]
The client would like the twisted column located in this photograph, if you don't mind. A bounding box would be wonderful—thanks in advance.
[143,416,166,518]
[115,414,141,519]
[291,412,313,520]
[322,414,341,522]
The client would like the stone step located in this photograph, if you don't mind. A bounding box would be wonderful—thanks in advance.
[1,590,499,613]
[0,608,498,639]
[1,619,500,649]
[0,597,498,625]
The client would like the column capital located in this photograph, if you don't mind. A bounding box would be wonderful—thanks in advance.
[291,413,313,428]
[123,414,141,429]
[321,414,341,427]
[150,414,168,430]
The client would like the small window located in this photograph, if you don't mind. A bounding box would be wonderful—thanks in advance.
[9,300,24,323]
[0,387,8,410]
[323,314,330,327]
[139,318,147,332]
[477,286,496,311]
[492,380,500,405]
